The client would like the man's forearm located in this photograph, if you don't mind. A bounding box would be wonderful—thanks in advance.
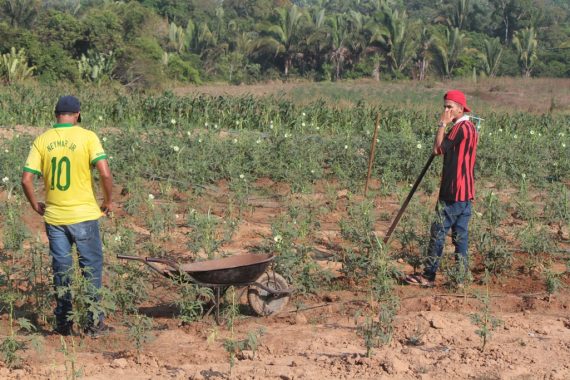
[433,123,446,154]
[100,175,113,204]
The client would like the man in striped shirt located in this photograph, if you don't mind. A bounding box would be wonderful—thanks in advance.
[406,90,478,287]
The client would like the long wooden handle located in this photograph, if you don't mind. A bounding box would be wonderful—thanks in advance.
[383,154,436,244]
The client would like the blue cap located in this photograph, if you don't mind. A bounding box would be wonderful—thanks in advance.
[55,96,81,122]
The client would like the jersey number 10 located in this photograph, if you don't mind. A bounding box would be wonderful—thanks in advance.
[50,156,71,191]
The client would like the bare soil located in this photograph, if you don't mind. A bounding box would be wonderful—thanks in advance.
[1,177,569,379]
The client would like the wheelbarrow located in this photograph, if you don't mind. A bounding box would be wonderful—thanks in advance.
[116,253,291,323]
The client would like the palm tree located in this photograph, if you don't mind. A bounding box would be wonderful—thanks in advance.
[513,27,537,77]
[1,0,39,27]
[369,7,415,77]
[432,27,466,79]
[414,26,435,81]
[325,13,351,80]
[482,37,503,77]
[255,5,306,77]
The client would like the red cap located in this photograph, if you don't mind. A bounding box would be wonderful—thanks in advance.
[444,90,471,113]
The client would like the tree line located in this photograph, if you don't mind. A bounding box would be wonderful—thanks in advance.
[0,0,568,87]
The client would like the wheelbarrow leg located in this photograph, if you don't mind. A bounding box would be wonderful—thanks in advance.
[215,287,221,325]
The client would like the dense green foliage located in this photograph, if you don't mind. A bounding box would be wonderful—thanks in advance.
[1,85,568,193]
[0,0,568,86]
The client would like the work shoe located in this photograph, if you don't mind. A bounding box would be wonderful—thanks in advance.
[403,274,435,288]
[84,323,115,338]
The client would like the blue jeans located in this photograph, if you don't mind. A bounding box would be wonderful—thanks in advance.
[45,219,104,328]
[423,200,472,281]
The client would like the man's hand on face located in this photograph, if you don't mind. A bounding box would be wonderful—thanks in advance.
[439,108,454,126]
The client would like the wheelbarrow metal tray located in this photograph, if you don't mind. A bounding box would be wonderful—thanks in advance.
[177,253,274,285]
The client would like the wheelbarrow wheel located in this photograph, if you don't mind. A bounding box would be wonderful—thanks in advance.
[248,272,290,316]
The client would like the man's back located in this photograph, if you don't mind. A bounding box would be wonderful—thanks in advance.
[24,124,107,225]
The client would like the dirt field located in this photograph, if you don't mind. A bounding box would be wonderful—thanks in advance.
[2,177,569,380]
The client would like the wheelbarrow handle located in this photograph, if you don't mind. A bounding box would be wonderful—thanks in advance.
[145,257,178,268]
[116,254,146,262]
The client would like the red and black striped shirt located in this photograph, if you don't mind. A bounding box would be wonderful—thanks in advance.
[436,117,478,202]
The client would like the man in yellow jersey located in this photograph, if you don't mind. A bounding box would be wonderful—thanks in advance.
[21,96,114,337]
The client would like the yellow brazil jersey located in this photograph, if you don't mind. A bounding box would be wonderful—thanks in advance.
[23,123,107,225]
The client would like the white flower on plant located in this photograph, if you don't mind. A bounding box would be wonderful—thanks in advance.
[563,143,567,148]
[530,130,535,135]
[488,132,492,136]
[301,122,306,127]
[302,112,306,117]
[316,126,320,131]
[102,137,107,142]
[310,169,315,174]
[233,138,238,144]
[256,139,261,144]
[559,132,565,137]
[214,124,218,129]
[521,173,526,179]
[274,235,283,243]
[172,146,180,152]
[170,119,176,125]
[344,145,348,150]
[498,128,503,132]
[205,122,208,127]
[239,174,245,179]
[4,149,8,153]
[187,131,192,137]
[235,120,240,125]
[98,116,103,121]
[114,235,121,242]
[475,211,482,217]
[513,134,518,139]
[2,177,9,183]
[269,124,274,129]
[376,139,380,143]
[417,143,422,149]
[198,139,202,143]
[175,214,180,219]
[109,156,114,160]
[148,194,155,200]
[284,133,290,138]
[538,133,542,137]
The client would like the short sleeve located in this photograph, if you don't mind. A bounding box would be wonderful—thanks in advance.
[88,132,107,165]
[23,141,42,176]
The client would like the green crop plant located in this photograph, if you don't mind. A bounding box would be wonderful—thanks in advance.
[352,235,400,357]
[174,279,213,324]
[470,271,502,352]
[26,239,52,325]
[1,198,28,252]
[219,288,265,376]
[544,265,563,302]
[108,262,149,315]
[59,336,81,380]
[518,223,555,274]
[126,313,154,356]
[476,230,512,277]
[56,251,115,335]
[186,208,235,259]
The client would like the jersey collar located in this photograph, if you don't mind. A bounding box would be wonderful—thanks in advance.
[454,115,470,125]
[53,123,75,128]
